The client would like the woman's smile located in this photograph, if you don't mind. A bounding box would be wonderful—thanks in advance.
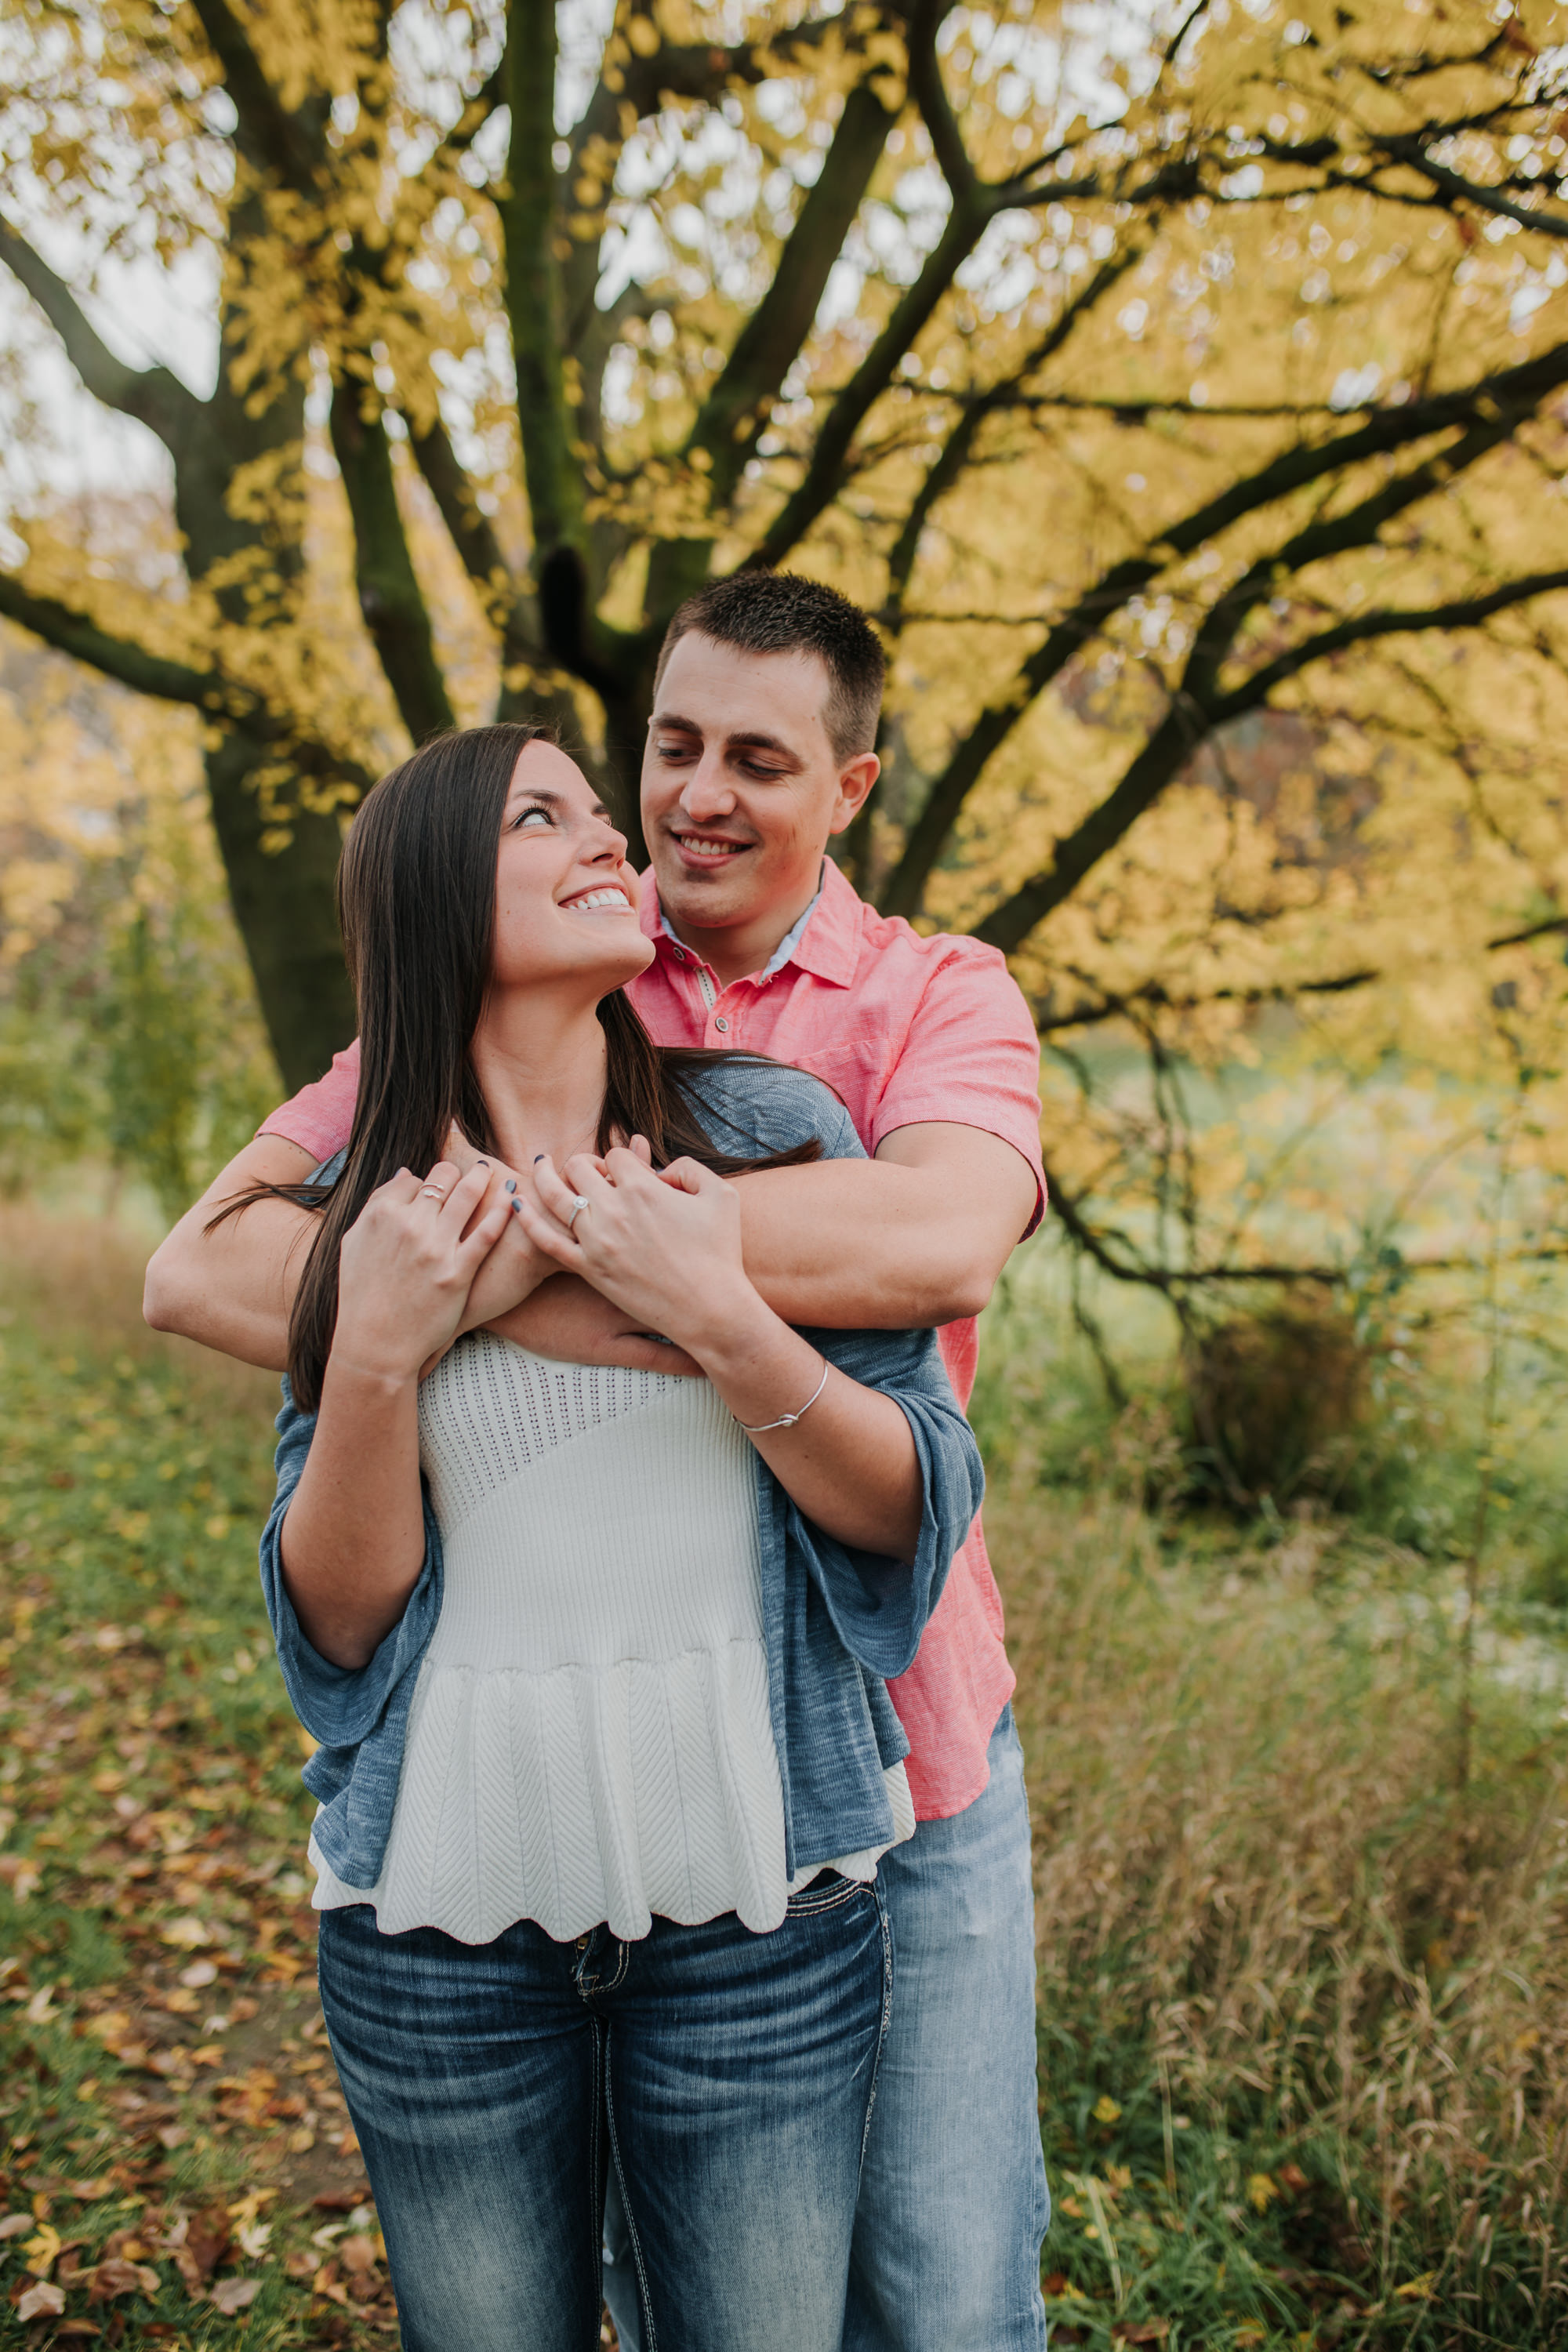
[559,884,637,915]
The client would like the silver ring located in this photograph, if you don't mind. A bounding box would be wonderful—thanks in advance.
[565,1193,590,1233]
[419,1185,448,1201]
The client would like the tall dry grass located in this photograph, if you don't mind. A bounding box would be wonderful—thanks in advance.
[994,1473,1568,2343]
[0,1201,277,1421]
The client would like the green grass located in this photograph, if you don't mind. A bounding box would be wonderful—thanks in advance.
[4,1206,1568,2346]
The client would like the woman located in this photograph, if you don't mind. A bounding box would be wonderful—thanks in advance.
[250,722,984,2352]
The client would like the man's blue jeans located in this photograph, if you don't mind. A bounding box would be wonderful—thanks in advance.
[318,1873,891,2352]
[604,1705,1049,2350]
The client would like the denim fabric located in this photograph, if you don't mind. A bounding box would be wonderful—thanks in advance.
[843,1704,1049,2350]
[602,1705,1048,2352]
[259,1058,985,1889]
[317,1873,892,2352]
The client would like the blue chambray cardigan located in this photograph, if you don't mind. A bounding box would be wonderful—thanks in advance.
[257,1059,985,1893]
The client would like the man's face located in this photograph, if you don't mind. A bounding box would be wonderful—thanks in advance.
[641,632,878,940]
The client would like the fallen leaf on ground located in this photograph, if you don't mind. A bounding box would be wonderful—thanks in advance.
[16,2279,67,2321]
[209,2277,262,2314]
[159,1917,211,1949]
[88,2258,161,2301]
[22,2222,62,2276]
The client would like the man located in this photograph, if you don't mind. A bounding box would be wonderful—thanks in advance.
[146,572,1051,2350]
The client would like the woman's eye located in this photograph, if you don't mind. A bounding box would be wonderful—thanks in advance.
[513,807,552,829]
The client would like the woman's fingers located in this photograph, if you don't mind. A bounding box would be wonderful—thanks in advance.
[433,1158,492,1231]
[628,1134,653,1166]
[510,1174,584,1268]
[537,1150,614,1231]
[456,1191,514,1273]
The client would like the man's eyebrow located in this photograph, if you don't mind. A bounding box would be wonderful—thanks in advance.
[650,710,802,762]
[727,729,800,760]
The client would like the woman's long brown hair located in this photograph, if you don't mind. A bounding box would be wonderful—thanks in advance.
[220,722,818,1411]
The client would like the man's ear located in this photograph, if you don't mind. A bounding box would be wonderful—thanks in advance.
[828,750,880,833]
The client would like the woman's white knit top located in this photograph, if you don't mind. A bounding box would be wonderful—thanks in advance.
[310,1333,913,1944]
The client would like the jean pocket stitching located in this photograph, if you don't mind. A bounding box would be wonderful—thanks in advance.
[785,1876,868,1916]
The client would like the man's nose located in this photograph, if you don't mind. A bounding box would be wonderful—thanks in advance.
[678,754,738,822]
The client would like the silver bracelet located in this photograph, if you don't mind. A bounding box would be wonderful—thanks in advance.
[737,1357,829,1434]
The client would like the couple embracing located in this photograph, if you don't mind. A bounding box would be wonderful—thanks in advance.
[147,572,1050,2350]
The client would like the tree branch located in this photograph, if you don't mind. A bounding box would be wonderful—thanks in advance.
[745,194,992,571]
[0,220,201,452]
[1033,913,1568,1033]
[877,332,1568,919]
[884,245,1143,622]
[407,408,548,685]
[1373,132,1568,239]
[1228,568,1568,709]
[330,389,456,744]
[973,557,1568,959]
[903,0,973,197]
[690,78,898,501]
[187,0,323,193]
[1044,1158,1568,1293]
[501,0,586,580]
[0,573,230,710]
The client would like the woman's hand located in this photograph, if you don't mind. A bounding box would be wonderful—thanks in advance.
[332,1160,513,1386]
[449,1161,561,1338]
[520,1144,756,1356]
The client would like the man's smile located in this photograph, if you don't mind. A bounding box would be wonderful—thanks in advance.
[670,832,754,866]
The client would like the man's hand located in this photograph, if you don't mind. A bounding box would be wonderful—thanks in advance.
[485,1273,702,1376]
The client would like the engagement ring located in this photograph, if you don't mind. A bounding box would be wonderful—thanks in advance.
[565,1194,590,1233]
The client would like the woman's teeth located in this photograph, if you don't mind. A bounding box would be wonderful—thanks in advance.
[565,888,632,913]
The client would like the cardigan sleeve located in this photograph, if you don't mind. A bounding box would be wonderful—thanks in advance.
[258,1380,445,1754]
[782,1321,984,1682]
[682,1058,986,1680]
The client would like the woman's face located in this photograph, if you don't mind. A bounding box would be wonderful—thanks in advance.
[490,741,653,996]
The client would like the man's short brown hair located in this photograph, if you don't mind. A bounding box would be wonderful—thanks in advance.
[654,572,886,762]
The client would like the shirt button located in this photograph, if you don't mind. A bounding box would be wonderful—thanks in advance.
[714,1016,729,1033]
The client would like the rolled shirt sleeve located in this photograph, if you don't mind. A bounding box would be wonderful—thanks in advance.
[867,943,1045,1237]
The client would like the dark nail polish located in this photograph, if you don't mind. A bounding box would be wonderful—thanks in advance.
[477,1160,489,1168]
[533,1154,545,1163]
[506,1179,517,1193]
[511,1200,523,1214]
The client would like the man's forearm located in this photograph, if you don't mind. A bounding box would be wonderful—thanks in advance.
[735,1125,1039,1328]
[143,1136,321,1370]
[734,1158,1004,1329]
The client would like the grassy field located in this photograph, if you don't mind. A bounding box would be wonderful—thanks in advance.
[2,1207,1567,2347]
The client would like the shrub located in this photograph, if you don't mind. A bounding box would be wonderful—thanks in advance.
[1181,1293,1377,1512]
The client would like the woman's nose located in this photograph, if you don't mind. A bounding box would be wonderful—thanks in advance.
[586,815,628,861]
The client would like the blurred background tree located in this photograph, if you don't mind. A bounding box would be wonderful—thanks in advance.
[2,0,1567,1320]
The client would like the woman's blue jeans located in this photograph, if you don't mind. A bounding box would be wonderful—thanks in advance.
[317,1873,892,2352]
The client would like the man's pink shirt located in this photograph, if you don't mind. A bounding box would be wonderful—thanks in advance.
[259,859,1045,1820]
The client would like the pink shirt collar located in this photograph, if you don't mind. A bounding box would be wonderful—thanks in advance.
[638,855,863,989]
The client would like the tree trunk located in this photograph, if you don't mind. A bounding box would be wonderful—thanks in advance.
[168,195,360,1087]
[203,728,356,1094]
